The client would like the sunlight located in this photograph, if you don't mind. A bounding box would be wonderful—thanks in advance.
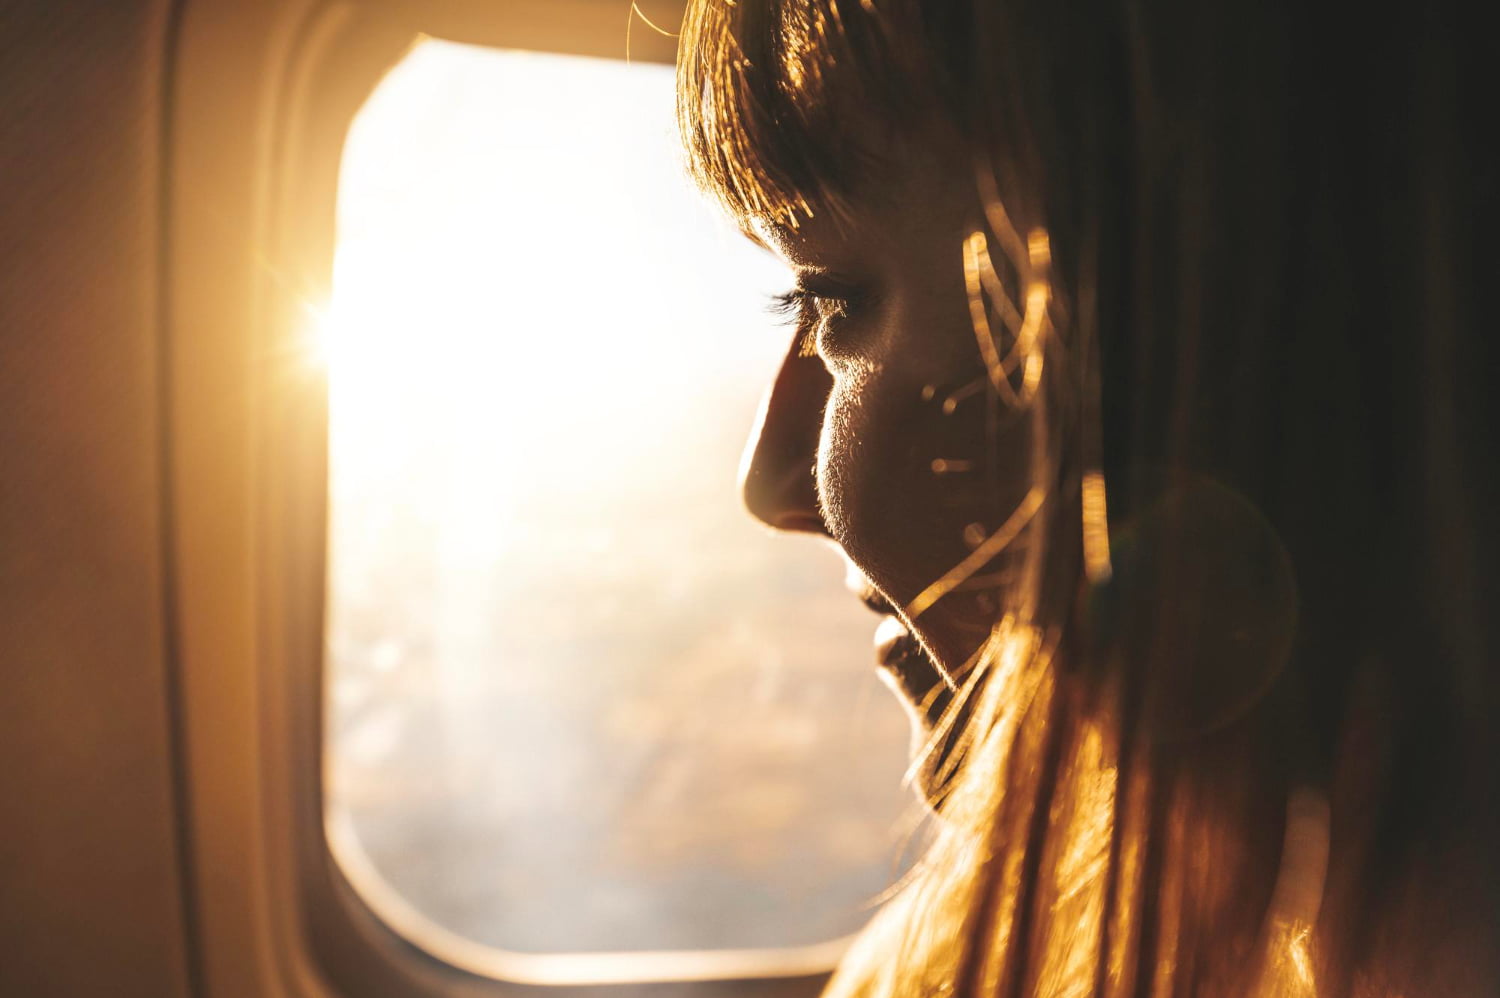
[319,39,919,961]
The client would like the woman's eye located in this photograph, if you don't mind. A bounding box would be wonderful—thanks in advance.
[768,275,873,360]
[767,285,861,329]
[767,288,808,324]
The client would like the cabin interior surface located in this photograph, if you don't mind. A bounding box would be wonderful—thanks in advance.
[0,2,853,996]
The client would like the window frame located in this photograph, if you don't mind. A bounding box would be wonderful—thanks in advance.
[167,1,844,995]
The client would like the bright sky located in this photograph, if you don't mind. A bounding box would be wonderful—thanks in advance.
[319,40,916,957]
[322,41,792,512]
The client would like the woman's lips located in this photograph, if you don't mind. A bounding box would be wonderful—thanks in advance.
[873,614,947,717]
[874,613,917,668]
[845,563,949,719]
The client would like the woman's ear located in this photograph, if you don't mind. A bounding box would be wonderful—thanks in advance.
[1087,473,1298,741]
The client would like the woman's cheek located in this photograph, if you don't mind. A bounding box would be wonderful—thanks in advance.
[817,359,1036,673]
[817,366,960,603]
[815,372,891,583]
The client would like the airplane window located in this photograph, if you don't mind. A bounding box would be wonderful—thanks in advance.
[320,39,922,969]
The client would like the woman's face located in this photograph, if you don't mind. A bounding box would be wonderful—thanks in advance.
[740,142,1038,723]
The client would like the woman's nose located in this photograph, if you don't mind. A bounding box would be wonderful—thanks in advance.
[739,335,831,535]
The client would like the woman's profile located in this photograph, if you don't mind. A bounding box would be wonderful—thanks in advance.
[675,1,1497,996]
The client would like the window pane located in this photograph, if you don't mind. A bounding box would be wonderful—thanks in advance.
[323,40,919,961]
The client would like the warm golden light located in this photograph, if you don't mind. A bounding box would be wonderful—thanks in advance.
[962,225,1051,408]
[321,39,920,963]
[1081,470,1113,583]
[964,230,1011,402]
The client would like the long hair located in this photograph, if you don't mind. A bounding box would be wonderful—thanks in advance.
[678,2,1498,995]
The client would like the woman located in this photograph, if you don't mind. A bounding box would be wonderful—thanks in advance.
[677,1,1497,996]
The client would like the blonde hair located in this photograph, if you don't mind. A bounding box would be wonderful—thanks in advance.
[678,2,1499,995]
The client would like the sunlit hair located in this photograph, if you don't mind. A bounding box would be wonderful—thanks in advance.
[680,2,1498,997]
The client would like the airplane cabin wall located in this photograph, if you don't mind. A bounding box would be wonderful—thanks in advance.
[0,2,193,995]
[1,4,809,997]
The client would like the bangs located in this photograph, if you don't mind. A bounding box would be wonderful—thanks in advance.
[676,0,953,233]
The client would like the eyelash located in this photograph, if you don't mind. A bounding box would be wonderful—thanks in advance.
[766,287,858,327]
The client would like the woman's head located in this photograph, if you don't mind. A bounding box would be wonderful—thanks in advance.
[738,141,1046,689]
[679,0,1498,994]
[679,0,1097,700]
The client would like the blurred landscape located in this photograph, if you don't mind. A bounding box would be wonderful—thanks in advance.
[323,41,921,955]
